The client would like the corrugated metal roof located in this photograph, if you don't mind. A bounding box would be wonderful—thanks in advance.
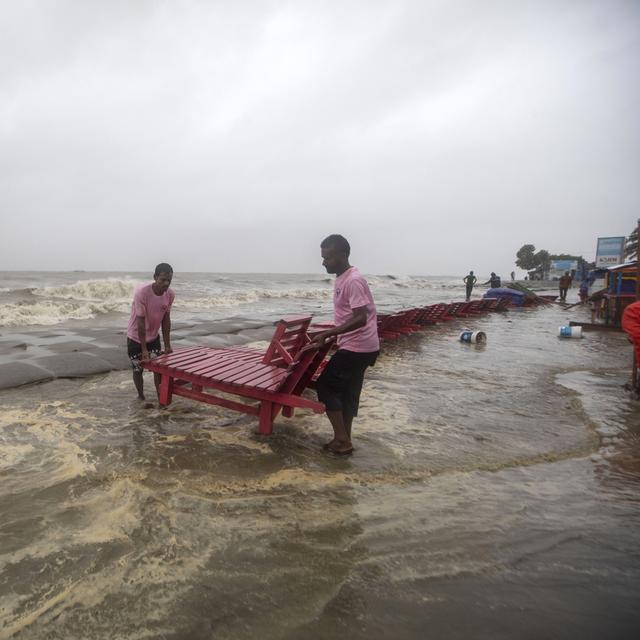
[607,261,637,271]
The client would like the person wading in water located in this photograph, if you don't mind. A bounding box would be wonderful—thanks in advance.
[306,235,380,456]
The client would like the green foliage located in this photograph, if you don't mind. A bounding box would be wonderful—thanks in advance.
[515,244,583,273]
[536,250,551,272]
[515,244,552,271]
[515,244,537,269]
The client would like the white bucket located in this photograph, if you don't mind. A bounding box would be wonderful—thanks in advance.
[459,330,486,344]
[558,326,582,339]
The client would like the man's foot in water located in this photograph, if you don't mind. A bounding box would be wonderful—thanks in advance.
[136,394,155,409]
[324,440,354,456]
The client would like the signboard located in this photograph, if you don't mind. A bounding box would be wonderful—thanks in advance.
[548,259,578,279]
[595,236,625,268]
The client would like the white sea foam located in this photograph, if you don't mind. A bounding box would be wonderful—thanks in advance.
[0,300,132,326]
[0,277,139,326]
[0,404,96,489]
[0,443,35,469]
[32,278,139,302]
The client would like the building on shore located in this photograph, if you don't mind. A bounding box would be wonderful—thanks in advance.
[601,262,636,326]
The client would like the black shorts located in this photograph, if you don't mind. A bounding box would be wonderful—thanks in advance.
[316,349,379,418]
[127,336,162,372]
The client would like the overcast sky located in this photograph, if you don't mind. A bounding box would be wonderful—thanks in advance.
[1,0,638,275]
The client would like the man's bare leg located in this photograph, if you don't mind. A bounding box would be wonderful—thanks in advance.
[344,413,354,440]
[324,410,353,453]
[154,372,161,400]
[133,370,145,400]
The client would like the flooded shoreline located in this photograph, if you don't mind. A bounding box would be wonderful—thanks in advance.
[1,276,640,638]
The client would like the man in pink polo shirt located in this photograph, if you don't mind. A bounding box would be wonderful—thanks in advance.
[127,263,175,401]
[309,235,380,455]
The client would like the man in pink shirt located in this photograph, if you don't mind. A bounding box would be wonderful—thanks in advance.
[127,263,175,400]
[309,235,380,455]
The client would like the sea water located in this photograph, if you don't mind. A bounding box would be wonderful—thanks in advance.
[0,272,638,639]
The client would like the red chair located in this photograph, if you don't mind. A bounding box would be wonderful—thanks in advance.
[143,316,332,435]
[417,303,450,324]
[377,309,421,340]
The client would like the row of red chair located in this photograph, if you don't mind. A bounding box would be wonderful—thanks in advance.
[376,298,509,342]
[144,298,510,433]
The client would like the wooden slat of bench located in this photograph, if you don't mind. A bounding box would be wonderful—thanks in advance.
[156,348,215,369]
[229,370,288,392]
[211,361,283,387]
[153,347,209,366]
[192,356,272,381]
[253,368,296,391]
[162,359,287,396]
[165,354,235,378]
[182,347,264,374]
[219,360,280,384]
[185,351,260,377]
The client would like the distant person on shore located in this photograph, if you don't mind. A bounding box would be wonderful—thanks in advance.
[510,271,515,281]
[463,271,477,301]
[127,263,175,401]
[483,272,501,288]
[578,279,589,304]
[307,234,379,456]
[558,271,572,301]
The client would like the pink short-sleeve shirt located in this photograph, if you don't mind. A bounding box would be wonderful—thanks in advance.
[334,267,379,352]
[127,283,175,343]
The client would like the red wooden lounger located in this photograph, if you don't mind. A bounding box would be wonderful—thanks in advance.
[393,309,422,334]
[376,314,398,341]
[477,298,498,312]
[417,303,450,325]
[377,309,421,340]
[444,301,475,318]
[464,300,486,316]
[412,306,431,326]
[142,316,332,435]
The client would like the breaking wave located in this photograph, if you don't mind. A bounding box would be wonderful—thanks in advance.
[32,278,140,301]
[0,278,139,327]
[0,300,132,326]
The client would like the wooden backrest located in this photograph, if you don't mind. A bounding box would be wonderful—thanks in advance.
[415,306,434,322]
[261,316,312,367]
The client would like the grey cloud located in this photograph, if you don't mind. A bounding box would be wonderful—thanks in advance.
[1,0,639,274]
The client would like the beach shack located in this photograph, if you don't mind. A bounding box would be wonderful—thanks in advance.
[602,262,637,326]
